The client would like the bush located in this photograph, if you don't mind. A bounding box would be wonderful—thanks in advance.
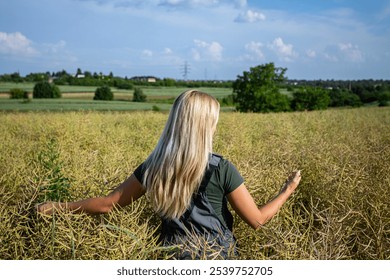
[133,87,147,102]
[378,92,390,107]
[292,87,330,111]
[329,89,362,108]
[9,88,29,99]
[94,86,113,101]
[152,105,161,111]
[115,80,134,90]
[219,94,235,106]
[253,91,291,113]
[33,81,61,98]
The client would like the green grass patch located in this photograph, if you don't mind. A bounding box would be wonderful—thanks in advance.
[0,82,232,97]
[0,98,173,111]
[0,85,234,111]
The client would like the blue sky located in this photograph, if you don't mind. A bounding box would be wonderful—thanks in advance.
[1,0,389,80]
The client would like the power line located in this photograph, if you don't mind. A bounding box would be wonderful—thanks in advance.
[180,61,190,80]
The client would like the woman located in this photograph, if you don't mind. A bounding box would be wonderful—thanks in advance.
[37,90,301,259]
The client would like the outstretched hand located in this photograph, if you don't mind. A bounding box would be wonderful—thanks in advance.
[280,170,301,195]
[36,202,58,215]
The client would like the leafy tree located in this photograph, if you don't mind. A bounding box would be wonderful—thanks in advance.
[133,87,147,102]
[51,84,61,98]
[94,86,113,101]
[292,87,330,111]
[9,88,29,99]
[329,88,362,107]
[378,92,390,106]
[163,78,176,87]
[115,79,134,90]
[26,73,50,82]
[351,84,380,103]
[219,94,235,107]
[232,63,290,112]
[33,81,61,98]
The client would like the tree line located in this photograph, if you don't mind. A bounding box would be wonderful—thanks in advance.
[0,69,232,89]
[2,64,389,111]
[228,63,389,112]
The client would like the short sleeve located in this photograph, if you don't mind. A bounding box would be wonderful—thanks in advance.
[220,159,244,194]
[133,162,145,184]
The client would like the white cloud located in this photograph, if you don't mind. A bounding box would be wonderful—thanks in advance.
[142,49,153,57]
[235,9,266,23]
[323,52,339,62]
[159,0,219,8]
[192,49,201,61]
[323,43,364,62]
[268,37,297,62]
[244,41,264,60]
[378,4,390,20]
[338,43,364,62]
[234,0,247,9]
[194,39,208,48]
[0,32,39,56]
[0,31,78,70]
[79,0,242,9]
[159,0,182,6]
[192,39,223,61]
[163,47,173,55]
[43,40,67,54]
[306,49,316,58]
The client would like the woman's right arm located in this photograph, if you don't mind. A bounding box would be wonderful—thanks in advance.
[37,174,146,215]
[227,171,301,229]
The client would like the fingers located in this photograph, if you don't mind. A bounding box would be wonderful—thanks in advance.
[286,170,300,182]
[292,170,301,181]
[285,170,301,192]
[35,202,44,213]
[35,202,55,214]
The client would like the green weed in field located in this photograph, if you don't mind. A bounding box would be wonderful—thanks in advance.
[35,138,72,202]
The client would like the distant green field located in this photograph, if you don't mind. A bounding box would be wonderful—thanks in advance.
[0,98,173,112]
[0,82,232,97]
[0,83,234,111]
[0,82,111,93]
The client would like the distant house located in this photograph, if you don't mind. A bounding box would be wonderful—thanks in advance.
[75,74,85,79]
[130,76,158,83]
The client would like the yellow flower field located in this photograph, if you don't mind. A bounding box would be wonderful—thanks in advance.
[0,107,389,259]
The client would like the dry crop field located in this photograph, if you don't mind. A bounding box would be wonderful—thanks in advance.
[0,107,389,260]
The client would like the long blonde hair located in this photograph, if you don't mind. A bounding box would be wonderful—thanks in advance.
[143,90,220,219]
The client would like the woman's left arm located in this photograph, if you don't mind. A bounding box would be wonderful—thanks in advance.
[227,171,301,229]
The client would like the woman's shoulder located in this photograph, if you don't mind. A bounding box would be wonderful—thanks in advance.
[212,153,244,193]
[211,153,235,168]
[212,153,242,179]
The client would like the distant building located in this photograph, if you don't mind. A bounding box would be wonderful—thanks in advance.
[130,76,158,83]
[75,74,85,79]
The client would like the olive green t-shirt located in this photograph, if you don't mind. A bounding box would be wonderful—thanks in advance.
[133,156,244,228]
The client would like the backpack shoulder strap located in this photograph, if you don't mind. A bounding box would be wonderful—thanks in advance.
[198,153,222,192]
